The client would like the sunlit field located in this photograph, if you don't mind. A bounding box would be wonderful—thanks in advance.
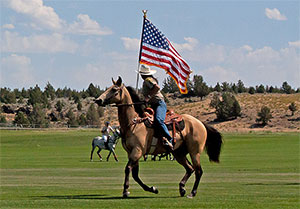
[1,130,299,208]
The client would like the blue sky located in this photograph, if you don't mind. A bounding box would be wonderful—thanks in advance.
[1,0,299,90]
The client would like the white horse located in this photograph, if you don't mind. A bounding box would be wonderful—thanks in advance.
[90,128,120,162]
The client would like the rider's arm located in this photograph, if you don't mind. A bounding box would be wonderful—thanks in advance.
[108,126,115,134]
[144,78,160,102]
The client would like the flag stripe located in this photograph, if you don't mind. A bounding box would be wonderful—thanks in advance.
[140,48,189,86]
[139,18,192,94]
[141,43,190,76]
[140,57,187,90]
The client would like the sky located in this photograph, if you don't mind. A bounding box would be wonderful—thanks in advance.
[1,0,299,91]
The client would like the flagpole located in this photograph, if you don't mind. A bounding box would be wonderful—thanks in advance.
[136,10,147,91]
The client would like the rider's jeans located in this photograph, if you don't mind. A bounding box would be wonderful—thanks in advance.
[155,100,172,141]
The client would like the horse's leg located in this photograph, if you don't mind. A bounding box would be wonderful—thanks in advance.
[106,150,112,161]
[90,145,95,161]
[174,150,194,197]
[123,160,133,197]
[111,149,118,162]
[132,160,158,194]
[187,153,203,198]
[97,148,103,161]
[123,148,158,198]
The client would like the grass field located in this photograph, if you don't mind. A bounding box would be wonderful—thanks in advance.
[0,129,299,209]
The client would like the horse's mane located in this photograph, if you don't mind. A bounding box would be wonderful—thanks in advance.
[125,86,145,117]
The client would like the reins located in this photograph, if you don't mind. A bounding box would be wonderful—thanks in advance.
[112,101,146,107]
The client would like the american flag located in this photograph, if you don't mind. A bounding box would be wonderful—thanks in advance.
[139,18,192,94]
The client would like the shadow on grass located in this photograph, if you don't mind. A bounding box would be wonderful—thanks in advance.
[33,194,180,200]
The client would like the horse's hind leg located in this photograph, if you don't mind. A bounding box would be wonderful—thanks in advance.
[97,148,103,161]
[187,153,203,198]
[90,145,95,161]
[106,151,112,161]
[112,150,118,162]
[174,150,194,197]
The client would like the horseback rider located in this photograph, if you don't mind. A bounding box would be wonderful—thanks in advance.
[138,64,173,151]
[101,121,114,149]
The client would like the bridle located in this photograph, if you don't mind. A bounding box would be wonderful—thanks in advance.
[106,84,146,107]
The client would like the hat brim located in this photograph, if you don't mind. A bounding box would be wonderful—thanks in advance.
[136,69,157,75]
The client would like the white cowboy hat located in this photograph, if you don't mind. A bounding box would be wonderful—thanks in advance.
[138,64,156,75]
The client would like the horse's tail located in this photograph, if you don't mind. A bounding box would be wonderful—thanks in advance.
[203,123,223,163]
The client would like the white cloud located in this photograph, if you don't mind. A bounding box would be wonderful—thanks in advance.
[245,46,280,64]
[288,40,300,48]
[265,8,287,21]
[1,54,35,88]
[121,37,140,51]
[241,45,253,51]
[2,24,15,29]
[203,66,239,85]
[68,14,112,35]
[7,0,64,30]
[1,31,78,53]
[172,37,199,51]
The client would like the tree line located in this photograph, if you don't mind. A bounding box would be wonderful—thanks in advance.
[0,83,105,128]
[162,75,299,99]
[0,76,298,127]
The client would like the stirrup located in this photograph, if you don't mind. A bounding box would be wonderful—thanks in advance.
[163,140,173,151]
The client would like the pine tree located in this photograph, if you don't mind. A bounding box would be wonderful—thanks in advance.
[288,102,297,116]
[256,106,272,126]
[13,112,30,127]
[193,75,210,100]
[29,104,49,128]
[281,81,293,94]
[44,82,56,100]
[86,104,99,125]
[237,80,246,93]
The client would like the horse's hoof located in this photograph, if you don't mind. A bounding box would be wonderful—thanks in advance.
[179,188,186,197]
[151,186,159,194]
[187,194,194,199]
[100,158,103,161]
[187,191,196,199]
[123,191,130,198]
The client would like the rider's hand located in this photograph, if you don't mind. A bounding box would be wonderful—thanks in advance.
[145,95,151,102]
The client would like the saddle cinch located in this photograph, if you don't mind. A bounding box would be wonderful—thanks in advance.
[141,108,185,142]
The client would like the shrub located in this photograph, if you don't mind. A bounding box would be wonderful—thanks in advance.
[66,109,78,127]
[29,104,49,128]
[13,112,30,127]
[55,100,65,112]
[0,115,7,123]
[288,102,297,116]
[78,113,87,125]
[256,106,272,126]
[210,92,241,121]
[86,104,99,125]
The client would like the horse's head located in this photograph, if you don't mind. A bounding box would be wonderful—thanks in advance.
[95,76,124,106]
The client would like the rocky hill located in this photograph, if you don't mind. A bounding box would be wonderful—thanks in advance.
[1,93,299,133]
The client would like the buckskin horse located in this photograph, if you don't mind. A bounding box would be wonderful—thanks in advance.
[95,76,223,198]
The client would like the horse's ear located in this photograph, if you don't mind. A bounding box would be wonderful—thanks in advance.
[112,78,116,85]
[116,76,122,87]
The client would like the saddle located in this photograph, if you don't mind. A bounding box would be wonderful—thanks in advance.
[133,108,185,143]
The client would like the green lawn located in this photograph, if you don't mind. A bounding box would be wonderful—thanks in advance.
[0,130,299,208]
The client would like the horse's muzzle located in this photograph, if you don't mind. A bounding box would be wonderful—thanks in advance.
[94,98,104,106]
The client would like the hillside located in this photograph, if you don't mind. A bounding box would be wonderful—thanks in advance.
[1,93,299,133]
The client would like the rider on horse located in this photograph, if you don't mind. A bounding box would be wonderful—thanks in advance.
[101,121,114,149]
[138,64,173,151]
